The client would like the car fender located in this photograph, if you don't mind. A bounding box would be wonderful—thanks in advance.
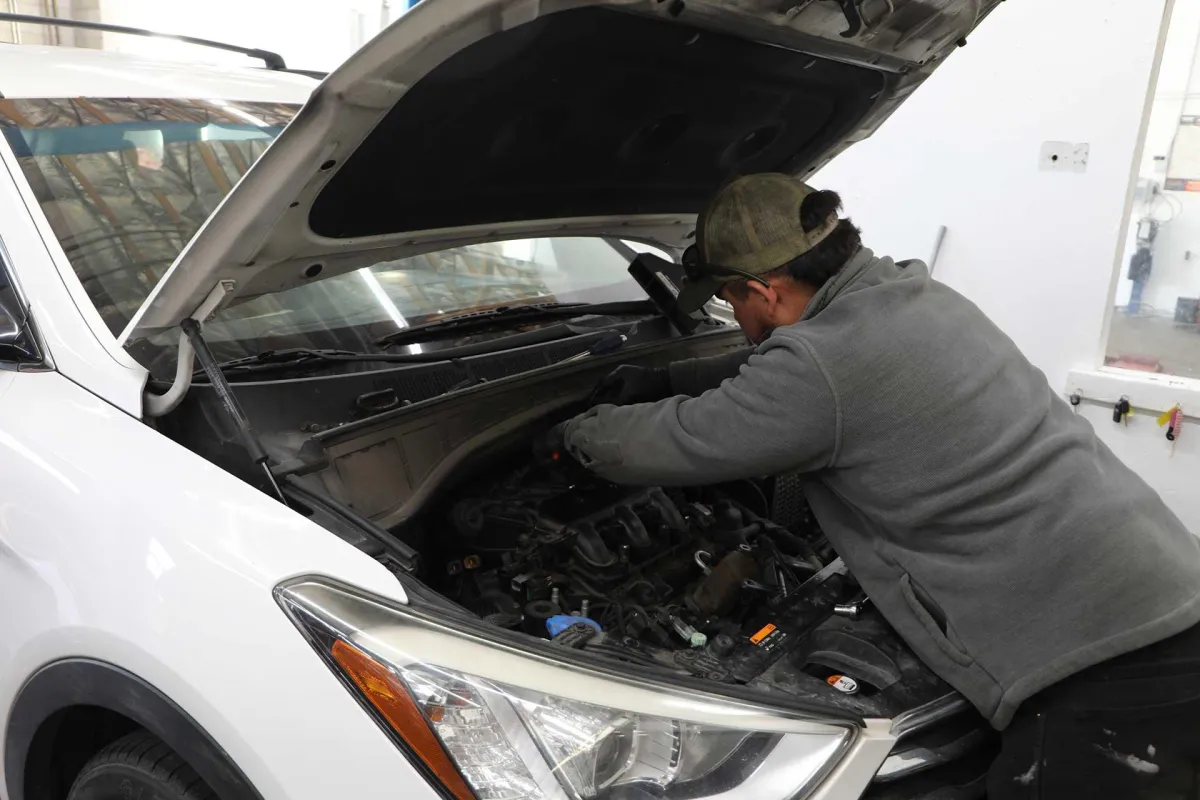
[0,370,432,800]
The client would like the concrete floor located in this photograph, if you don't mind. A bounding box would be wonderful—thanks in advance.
[1107,312,1200,379]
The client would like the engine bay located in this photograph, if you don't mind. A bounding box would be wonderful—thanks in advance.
[416,454,955,719]
[160,328,999,795]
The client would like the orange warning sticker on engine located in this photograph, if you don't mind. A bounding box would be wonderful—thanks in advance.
[750,624,777,645]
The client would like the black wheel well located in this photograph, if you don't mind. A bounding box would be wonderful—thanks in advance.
[22,706,141,800]
[6,659,263,800]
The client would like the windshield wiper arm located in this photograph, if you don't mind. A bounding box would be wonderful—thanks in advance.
[374,300,659,349]
[191,321,615,379]
[200,348,359,374]
[192,347,442,378]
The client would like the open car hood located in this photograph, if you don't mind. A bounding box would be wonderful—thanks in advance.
[121,0,1001,342]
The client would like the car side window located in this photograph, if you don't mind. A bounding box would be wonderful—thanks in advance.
[0,250,42,367]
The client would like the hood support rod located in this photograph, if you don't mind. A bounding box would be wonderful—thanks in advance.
[181,317,285,502]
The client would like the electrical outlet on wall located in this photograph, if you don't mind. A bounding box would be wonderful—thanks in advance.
[1040,141,1090,173]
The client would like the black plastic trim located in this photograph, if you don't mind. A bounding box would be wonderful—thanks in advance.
[0,238,49,373]
[282,473,419,571]
[0,13,287,70]
[6,659,263,800]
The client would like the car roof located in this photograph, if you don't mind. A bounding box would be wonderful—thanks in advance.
[0,43,316,101]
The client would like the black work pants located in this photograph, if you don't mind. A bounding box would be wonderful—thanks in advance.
[988,623,1200,799]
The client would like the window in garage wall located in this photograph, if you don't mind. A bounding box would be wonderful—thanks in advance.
[1107,0,1200,379]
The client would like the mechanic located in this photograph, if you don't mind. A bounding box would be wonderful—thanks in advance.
[538,173,1200,798]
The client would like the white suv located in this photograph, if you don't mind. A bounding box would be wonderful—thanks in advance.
[0,2,1000,799]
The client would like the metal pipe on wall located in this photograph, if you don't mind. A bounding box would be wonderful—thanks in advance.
[6,0,20,43]
[928,225,947,278]
[45,0,60,45]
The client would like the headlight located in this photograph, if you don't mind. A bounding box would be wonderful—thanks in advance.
[277,578,858,800]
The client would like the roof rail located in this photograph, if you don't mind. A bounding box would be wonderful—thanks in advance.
[0,12,288,70]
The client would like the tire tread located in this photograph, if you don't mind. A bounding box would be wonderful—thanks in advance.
[69,731,218,800]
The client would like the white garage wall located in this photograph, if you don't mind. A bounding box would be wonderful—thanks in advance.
[1,0,101,46]
[814,0,1200,529]
[96,0,396,72]
[816,0,1168,389]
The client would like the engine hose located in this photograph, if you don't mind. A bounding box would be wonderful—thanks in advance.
[737,479,770,518]
[757,519,823,565]
[719,515,824,572]
[613,602,626,635]
[623,579,658,602]
[566,571,610,601]
[628,604,673,648]
[718,522,762,544]
[584,641,661,668]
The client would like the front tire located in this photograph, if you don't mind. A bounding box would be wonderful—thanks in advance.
[67,731,216,800]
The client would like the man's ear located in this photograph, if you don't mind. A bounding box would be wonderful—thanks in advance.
[745,280,775,306]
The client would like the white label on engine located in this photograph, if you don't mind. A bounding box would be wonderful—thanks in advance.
[828,675,859,695]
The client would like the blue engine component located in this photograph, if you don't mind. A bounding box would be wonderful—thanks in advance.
[546,614,602,638]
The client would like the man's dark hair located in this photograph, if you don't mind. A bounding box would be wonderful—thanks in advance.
[726,189,862,298]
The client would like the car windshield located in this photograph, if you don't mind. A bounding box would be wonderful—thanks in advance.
[1,98,650,370]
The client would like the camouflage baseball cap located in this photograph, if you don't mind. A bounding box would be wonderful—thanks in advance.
[677,173,839,312]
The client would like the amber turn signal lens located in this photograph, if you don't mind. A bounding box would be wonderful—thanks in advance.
[331,639,475,800]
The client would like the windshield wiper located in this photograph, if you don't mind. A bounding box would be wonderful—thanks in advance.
[193,346,470,378]
[374,300,659,349]
[191,321,628,379]
[199,348,362,375]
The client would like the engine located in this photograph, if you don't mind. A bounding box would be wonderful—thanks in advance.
[423,460,946,714]
[452,475,820,654]
[412,455,1001,797]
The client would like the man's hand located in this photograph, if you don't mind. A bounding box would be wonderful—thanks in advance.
[531,421,571,468]
[531,421,594,481]
[589,365,672,406]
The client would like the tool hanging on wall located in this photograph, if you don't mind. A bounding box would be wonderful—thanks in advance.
[1157,405,1184,455]
[1113,396,1132,425]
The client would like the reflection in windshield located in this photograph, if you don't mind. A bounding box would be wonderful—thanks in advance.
[210,242,549,343]
[1,97,294,335]
[195,237,644,354]
[3,97,652,373]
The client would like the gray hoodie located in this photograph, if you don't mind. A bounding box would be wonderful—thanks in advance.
[563,247,1200,729]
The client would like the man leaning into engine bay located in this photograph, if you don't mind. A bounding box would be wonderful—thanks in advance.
[537,172,1200,798]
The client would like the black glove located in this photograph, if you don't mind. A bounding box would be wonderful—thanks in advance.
[589,365,672,406]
